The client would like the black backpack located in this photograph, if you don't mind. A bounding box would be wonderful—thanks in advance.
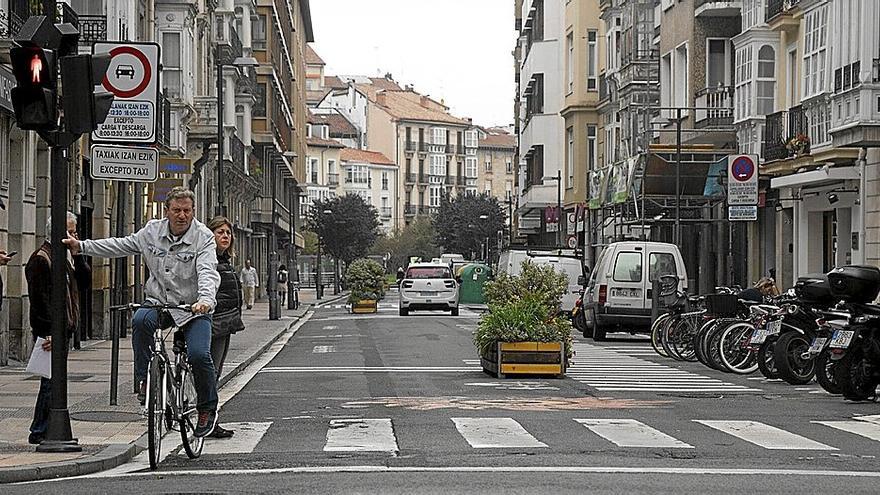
[277,270,287,284]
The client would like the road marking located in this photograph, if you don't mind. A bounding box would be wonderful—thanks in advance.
[814,420,880,442]
[312,345,337,353]
[322,325,339,330]
[324,418,398,452]
[574,419,693,448]
[465,381,560,391]
[451,417,547,449]
[261,366,481,373]
[202,421,272,455]
[695,420,838,450]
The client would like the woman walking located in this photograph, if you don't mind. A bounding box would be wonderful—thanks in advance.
[277,264,289,305]
[207,216,245,438]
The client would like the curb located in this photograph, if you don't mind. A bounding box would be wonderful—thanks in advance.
[0,309,311,485]
[313,292,351,308]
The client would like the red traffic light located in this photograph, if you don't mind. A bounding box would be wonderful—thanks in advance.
[10,46,55,88]
[30,54,42,83]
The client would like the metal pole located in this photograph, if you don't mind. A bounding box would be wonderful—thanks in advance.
[268,152,279,320]
[316,240,323,300]
[288,181,298,309]
[109,183,126,405]
[38,143,81,453]
[675,107,682,246]
[556,169,562,248]
[216,61,225,217]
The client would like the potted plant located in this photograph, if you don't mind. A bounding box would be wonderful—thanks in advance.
[345,258,385,314]
[474,261,573,377]
[786,133,810,157]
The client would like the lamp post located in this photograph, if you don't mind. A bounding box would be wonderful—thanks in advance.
[268,150,280,321]
[479,214,490,262]
[288,180,299,310]
[215,54,259,217]
[316,208,332,300]
[543,170,562,247]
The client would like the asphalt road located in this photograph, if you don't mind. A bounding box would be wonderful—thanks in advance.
[9,291,880,494]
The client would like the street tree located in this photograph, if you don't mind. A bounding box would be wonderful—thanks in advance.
[432,192,506,260]
[371,216,441,271]
[307,194,381,268]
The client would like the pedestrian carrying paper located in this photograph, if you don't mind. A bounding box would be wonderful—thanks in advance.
[26,338,51,379]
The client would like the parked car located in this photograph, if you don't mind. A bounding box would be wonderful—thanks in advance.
[497,249,584,314]
[399,262,460,316]
[582,241,687,340]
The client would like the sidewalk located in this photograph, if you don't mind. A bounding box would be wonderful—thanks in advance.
[0,288,349,484]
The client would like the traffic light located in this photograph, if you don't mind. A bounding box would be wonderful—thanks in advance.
[60,53,114,134]
[9,45,57,130]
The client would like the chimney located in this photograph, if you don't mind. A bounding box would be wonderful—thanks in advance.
[420,95,429,108]
[376,90,387,106]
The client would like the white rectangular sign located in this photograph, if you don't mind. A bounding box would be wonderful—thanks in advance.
[91,144,158,182]
[728,205,758,221]
[727,155,759,206]
[92,42,160,143]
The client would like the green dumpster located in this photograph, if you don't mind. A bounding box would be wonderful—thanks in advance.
[457,263,492,304]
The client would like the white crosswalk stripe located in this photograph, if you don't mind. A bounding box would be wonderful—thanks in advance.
[324,418,398,452]
[452,417,547,448]
[813,420,880,442]
[695,420,837,450]
[202,422,272,455]
[574,419,693,448]
[569,343,760,393]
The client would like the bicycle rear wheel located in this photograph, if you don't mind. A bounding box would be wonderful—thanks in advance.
[718,321,759,374]
[650,313,672,358]
[147,356,165,470]
[178,366,204,458]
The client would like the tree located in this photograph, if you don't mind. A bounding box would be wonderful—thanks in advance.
[371,216,441,271]
[432,192,506,260]
[307,194,381,266]
[301,230,319,255]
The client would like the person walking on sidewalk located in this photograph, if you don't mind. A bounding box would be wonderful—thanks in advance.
[276,264,289,306]
[25,212,91,445]
[240,260,258,309]
[206,216,244,439]
[63,187,222,438]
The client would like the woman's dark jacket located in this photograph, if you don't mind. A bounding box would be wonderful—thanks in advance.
[213,251,244,338]
[25,242,91,339]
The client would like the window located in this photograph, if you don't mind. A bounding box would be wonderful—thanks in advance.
[432,127,446,145]
[429,185,442,207]
[328,160,336,175]
[674,43,689,113]
[381,172,389,190]
[741,0,764,31]
[505,181,513,201]
[346,165,369,184]
[566,32,574,92]
[506,158,513,174]
[406,266,452,279]
[706,39,730,87]
[253,14,267,50]
[308,158,319,184]
[485,180,493,194]
[465,130,478,148]
[803,5,828,99]
[465,156,477,177]
[566,127,574,186]
[660,52,672,117]
[405,158,412,174]
[253,83,266,117]
[756,45,775,116]
[525,74,544,120]
[587,30,598,90]
[485,159,492,172]
[735,46,753,120]
[161,32,181,98]
[586,124,597,173]
[429,154,446,176]
[613,252,643,282]
[649,253,677,282]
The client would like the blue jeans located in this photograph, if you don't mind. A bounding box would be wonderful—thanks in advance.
[29,377,51,441]
[132,309,218,412]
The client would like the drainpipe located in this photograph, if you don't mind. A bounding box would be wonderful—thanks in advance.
[859,147,867,262]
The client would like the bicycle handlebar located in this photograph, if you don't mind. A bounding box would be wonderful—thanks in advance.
[108,302,194,312]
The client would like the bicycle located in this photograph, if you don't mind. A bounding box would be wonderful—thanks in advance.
[110,302,205,470]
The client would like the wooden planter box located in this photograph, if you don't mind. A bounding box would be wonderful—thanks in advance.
[480,341,566,378]
[351,299,378,314]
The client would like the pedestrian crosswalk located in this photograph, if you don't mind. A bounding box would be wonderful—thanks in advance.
[199,416,880,455]
[568,343,761,393]
[320,302,479,317]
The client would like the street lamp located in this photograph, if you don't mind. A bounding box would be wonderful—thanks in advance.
[267,149,281,321]
[542,170,562,247]
[316,208,332,300]
[215,55,259,217]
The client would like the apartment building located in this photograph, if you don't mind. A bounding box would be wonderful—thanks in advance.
[339,148,398,233]
[477,128,517,205]
[304,115,344,217]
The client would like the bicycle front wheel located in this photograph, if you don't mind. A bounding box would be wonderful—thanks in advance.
[147,356,165,470]
[178,366,204,458]
[718,321,759,374]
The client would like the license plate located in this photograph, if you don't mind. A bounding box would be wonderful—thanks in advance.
[829,330,855,349]
[421,292,437,297]
[750,329,768,344]
[612,288,640,298]
[808,337,828,353]
[765,319,782,335]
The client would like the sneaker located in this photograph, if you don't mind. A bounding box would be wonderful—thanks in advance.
[137,381,146,405]
[194,409,218,437]
[207,424,235,439]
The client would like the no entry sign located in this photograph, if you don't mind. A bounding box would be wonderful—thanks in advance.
[727,155,759,206]
[92,42,160,143]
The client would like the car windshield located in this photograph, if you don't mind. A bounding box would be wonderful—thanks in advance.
[407,267,452,279]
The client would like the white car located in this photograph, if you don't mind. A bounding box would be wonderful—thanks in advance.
[399,263,460,316]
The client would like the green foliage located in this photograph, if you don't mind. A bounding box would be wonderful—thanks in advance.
[307,194,381,265]
[432,192,506,259]
[345,258,385,303]
[371,216,441,272]
[482,261,570,312]
[473,297,573,357]
[301,230,319,255]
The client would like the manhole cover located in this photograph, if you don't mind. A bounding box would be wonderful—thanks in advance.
[72,411,143,422]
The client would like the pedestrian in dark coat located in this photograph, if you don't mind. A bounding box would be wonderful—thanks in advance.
[24,212,91,444]
[207,216,244,438]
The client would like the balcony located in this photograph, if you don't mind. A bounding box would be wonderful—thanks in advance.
[445,144,455,154]
[766,0,800,24]
[327,173,339,186]
[2,2,90,41]
[445,176,455,185]
[405,141,417,152]
[405,173,417,184]
[694,86,734,128]
[694,0,742,17]
[404,204,417,216]
[78,15,107,43]
[457,144,466,154]
[216,25,244,65]
[874,59,880,83]
[834,61,863,93]
[379,207,392,218]
[418,141,428,153]
[457,176,466,186]
[762,106,809,162]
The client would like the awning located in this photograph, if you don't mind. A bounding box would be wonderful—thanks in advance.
[770,166,860,189]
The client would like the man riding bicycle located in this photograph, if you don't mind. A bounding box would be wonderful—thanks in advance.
[64,187,221,437]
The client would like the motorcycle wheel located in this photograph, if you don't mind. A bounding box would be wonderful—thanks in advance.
[774,331,815,385]
[814,350,840,395]
[836,344,879,401]
[756,337,779,380]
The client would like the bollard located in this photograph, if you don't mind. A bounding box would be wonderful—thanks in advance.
[650,278,661,325]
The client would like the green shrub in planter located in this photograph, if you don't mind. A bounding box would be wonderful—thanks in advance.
[473,296,573,358]
[482,260,569,312]
[345,258,385,303]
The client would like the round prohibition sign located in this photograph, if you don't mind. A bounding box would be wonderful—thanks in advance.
[102,46,152,99]
[731,156,755,182]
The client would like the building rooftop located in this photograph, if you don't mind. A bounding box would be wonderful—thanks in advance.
[306,136,345,148]
[311,112,358,136]
[480,132,516,149]
[341,148,396,166]
[304,44,325,66]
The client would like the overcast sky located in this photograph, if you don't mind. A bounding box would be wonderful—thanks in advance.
[309,0,517,128]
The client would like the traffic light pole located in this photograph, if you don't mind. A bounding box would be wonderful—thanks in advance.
[37,132,82,453]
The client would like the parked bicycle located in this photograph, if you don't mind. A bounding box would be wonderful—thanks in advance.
[110,302,205,469]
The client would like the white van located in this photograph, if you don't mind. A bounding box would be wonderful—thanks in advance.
[583,241,687,340]
[497,249,584,313]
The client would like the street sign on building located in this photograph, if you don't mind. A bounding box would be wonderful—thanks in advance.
[149,178,185,202]
[91,42,160,143]
[727,154,759,205]
[90,144,158,182]
[729,205,758,221]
